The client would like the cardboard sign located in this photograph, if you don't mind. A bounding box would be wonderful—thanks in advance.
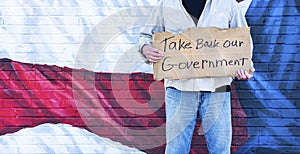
[152,27,253,81]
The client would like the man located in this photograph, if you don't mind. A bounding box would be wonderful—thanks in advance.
[139,0,255,153]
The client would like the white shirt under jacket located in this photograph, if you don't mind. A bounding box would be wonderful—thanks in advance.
[139,0,252,92]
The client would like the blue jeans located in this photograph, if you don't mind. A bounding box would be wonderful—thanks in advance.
[165,87,232,154]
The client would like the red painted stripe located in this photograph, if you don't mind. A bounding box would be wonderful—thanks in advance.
[0,58,248,153]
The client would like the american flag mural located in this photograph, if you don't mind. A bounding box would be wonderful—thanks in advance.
[0,0,299,154]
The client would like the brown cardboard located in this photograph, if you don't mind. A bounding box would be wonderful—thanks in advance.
[152,27,253,81]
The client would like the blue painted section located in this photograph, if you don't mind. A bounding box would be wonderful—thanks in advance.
[236,0,300,153]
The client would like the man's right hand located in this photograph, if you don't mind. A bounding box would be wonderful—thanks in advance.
[141,45,164,63]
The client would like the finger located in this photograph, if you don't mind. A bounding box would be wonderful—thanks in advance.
[245,71,253,79]
[152,48,164,56]
[148,59,156,63]
[148,57,161,62]
[240,69,247,79]
[237,69,247,80]
[148,55,162,63]
[148,51,164,62]
[144,50,163,59]
[236,69,242,80]
[150,52,164,58]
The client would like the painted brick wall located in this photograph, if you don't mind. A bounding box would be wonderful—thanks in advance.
[234,0,300,153]
[0,0,299,154]
[0,0,157,71]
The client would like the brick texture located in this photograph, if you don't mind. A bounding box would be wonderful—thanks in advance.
[0,0,299,154]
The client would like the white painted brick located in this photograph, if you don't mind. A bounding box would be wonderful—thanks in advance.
[2,16,79,26]
[0,0,158,71]
[0,7,80,16]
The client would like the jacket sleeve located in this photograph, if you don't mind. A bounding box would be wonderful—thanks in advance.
[230,0,254,68]
[138,0,165,62]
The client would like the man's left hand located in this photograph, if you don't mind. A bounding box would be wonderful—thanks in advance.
[236,67,255,80]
